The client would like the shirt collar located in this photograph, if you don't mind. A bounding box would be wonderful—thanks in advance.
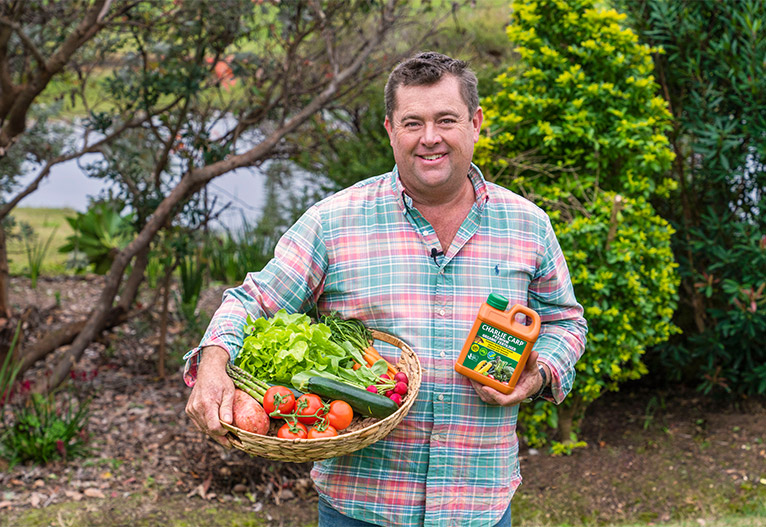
[390,163,490,214]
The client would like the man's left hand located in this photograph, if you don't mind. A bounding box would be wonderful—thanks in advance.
[469,349,548,406]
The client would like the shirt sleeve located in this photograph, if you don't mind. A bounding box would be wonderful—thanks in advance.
[527,215,588,403]
[182,206,328,386]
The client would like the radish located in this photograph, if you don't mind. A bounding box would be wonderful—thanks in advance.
[394,372,409,385]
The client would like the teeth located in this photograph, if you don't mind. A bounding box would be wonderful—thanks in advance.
[421,154,444,160]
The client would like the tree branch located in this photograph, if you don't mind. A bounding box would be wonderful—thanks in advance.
[0,0,137,156]
[0,111,161,220]
[0,16,47,70]
[308,0,339,78]
[32,0,400,393]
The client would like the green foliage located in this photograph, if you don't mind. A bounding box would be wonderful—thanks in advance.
[20,223,58,289]
[59,202,135,275]
[176,247,206,328]
[477,0,680,442]
[0,323,22,423]
[559,192,680,402]
[618,0,766,397]
[476,0,675,199]
[663,208,766,395]
[292,83,395,194]
[202,217,275,285]
[550,439,588,456]
[1,391,91,468]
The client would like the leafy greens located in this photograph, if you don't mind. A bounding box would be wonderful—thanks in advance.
[235,310,385,390]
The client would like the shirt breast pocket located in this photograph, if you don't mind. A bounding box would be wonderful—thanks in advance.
[490,262,534,306]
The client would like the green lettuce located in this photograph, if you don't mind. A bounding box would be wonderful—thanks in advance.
[235,310,371,387]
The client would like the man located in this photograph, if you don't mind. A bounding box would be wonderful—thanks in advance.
[185,52,587,526]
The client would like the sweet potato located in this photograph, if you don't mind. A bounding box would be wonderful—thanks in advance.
[232,388,270,435]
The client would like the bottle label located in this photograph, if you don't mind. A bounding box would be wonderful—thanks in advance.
[462,323,527,383]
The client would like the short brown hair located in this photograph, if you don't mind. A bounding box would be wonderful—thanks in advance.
[384,51,479,121]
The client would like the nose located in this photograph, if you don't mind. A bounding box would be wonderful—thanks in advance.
[420,122,442,146]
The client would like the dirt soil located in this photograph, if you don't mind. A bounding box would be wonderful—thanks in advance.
[1,277,766,527]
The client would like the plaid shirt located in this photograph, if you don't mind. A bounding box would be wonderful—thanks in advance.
[184,164,587,527]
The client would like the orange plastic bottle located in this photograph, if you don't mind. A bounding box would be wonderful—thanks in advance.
[454,293,541,394]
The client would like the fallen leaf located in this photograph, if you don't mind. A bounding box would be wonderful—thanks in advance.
[29,493,44,507]
[186,473,214,500]
[64,490,83,501]
[84,488,105,499]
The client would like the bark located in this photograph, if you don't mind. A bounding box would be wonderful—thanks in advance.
[557,395,584,444]
[0,0,120,156]
[157,267,173,380]
[31,1,399,394]
[0,226,10,318]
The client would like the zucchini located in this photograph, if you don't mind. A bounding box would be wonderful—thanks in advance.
[306,376,400,419]
[267,382,304,400]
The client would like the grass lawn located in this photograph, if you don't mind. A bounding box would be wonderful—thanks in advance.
[6,207,77,276]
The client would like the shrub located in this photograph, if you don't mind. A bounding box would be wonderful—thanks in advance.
[477,0,680,444]
[617,0,766,397]
[1,390,91,467]
[59,201,135,275]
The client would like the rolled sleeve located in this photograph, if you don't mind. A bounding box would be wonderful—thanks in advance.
[529,216,587,403]
[182,206,328,386]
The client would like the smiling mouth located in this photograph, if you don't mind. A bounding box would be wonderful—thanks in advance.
[418,153,446,161]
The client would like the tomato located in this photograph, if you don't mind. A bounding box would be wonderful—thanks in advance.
[296,394,327,425]
[277,421,308,439]
[263,386,296,415]
[307,424,338,439]
[325,400,354,431]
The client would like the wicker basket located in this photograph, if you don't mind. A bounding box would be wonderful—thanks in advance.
[221,329,421,463]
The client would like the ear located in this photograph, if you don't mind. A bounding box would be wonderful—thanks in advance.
[384,115,394,145]
[472,107,484,143]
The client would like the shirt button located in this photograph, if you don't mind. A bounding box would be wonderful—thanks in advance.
[438,309,445,316]
[440,351,446,358]
[438,394,444,401]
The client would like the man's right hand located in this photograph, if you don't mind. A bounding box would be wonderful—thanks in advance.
[185,345,235,448]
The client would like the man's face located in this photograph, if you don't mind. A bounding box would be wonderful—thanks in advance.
[384,74,483,202]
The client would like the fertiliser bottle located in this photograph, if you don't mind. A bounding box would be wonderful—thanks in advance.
[454,293,541,395]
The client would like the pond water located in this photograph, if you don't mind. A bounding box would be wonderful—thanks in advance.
[12,154,267,232]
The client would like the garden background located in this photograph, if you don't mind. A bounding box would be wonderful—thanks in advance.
[0,1,764,526]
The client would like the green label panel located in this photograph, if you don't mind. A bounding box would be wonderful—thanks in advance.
[461,323,528,382]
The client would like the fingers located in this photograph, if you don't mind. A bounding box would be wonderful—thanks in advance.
[185,355,235,448]
[468,349,543,407]
[187,386,233,448]
[219,384,234,425]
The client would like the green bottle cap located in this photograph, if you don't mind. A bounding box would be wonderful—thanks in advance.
[486,293,509,311]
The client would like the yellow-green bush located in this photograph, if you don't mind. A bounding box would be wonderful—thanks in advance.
[477,0,680,446]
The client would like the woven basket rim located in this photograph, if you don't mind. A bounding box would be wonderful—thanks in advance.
[220,329,421,462]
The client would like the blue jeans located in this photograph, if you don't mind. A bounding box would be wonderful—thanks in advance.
[317,496,512,526]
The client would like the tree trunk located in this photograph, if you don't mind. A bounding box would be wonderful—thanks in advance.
[29,5,398,393]
[0,226,11,319]
[557,395,584,443]
[157,266,173,380]
[22,246,151,385]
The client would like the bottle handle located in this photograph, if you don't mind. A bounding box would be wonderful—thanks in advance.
[508,305,541,339]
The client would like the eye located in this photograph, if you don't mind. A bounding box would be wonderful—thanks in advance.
[440,118,457,125]
[403,121,421,129]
